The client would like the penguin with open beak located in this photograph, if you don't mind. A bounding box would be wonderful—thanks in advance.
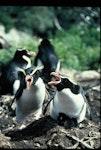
[34,39,60,83]
[14,65,46,129]
[0,48,36,96]
[48,72,92,127]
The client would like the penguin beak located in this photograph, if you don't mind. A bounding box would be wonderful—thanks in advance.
[27,51,36,57]
[25,75,33,90]
[48,72,61,85]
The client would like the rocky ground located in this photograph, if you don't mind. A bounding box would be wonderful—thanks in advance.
[0,68,100,149]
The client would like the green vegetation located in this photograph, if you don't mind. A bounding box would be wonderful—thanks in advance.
[0,37,39,67]
[0,27,100,71]
[51,27,100,70]
[0,7,100,71]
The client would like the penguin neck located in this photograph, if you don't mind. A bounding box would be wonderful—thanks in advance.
[35,77,44,87]
[56,89,72,103]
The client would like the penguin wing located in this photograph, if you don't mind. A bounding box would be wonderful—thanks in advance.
[15,84,25,99]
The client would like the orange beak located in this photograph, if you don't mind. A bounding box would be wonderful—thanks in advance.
[48,72,61,85]
[25,75,33,89]
[28,51,36,56]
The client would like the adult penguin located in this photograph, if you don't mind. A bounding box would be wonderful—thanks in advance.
[48,72,93,127]
[34,39,60,83]
[0,48,36,95]
[14,66,47,129]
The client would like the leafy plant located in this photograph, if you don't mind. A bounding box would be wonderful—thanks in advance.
[51,27,100,70]
[0,27,100,71]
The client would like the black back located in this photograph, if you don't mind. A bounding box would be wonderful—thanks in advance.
[0,49,31,95]
[34,39,59,82]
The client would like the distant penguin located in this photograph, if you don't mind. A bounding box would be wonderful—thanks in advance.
[34,39,60,83]
[0,48,36,95]
[48,72,92,127]
[14,66,46,129]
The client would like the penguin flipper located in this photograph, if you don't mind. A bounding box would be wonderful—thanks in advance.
[15,85,24,99]
[8,84,24,114]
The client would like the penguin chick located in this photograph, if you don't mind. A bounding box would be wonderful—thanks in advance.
[15,65,46,129]
[34,39,60,83]
[48,72,92,126]
[0,48,36,95]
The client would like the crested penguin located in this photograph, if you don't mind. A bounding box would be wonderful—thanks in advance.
[34,39,60,83]
[0,48,36,95]
[48,72,92,127]
[14,66,46,129]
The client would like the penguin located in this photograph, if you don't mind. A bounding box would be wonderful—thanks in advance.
[0,48,36,95]
[48,72,92,127]
[34,39,60,83]
[14,65,46,129]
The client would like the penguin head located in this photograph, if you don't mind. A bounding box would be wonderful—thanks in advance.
[13,48,36,62]
[40,39,51,46]
[18,65,44,90]
[48,72,80,94]
[39,39,53,53]
[48,72,66,90]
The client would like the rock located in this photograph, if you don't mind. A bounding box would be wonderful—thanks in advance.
[0,36,11,50]
[0,68,100,149]
[0,131,12,148]
[74,70,100,81]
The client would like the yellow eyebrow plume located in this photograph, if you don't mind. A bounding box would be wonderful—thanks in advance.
[17,68,26,76]
[30,65,44,76]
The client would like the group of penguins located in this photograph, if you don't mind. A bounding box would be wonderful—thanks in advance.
[0,39,93,129]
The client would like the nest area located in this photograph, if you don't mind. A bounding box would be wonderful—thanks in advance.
[0,69,100,149]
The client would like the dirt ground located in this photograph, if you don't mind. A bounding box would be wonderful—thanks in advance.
[0,68,100,149]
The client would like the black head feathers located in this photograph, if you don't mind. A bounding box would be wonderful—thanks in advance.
[48,72,80,94]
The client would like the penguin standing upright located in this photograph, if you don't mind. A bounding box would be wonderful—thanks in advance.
[34,39,60,83]
[48,72,92,127]
[0,48,36,95]
[14,66,46,129]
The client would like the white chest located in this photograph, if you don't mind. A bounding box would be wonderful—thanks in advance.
[16,78,46,122]
[50,88,85,118]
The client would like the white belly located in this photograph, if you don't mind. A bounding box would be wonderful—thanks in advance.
[16,78,46,123]
[50,88,86,122]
